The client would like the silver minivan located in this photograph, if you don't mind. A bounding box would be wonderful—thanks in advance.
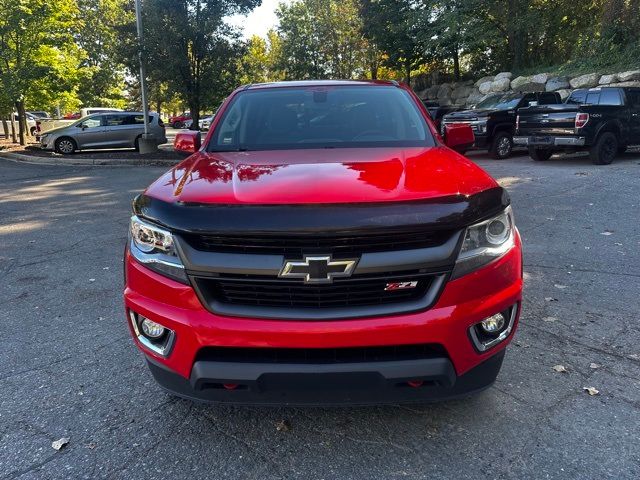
[39,112,167,154]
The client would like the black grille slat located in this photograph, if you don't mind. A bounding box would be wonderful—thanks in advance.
[195,344,447,364]
[195,273,433,309]
[183,230,453,256]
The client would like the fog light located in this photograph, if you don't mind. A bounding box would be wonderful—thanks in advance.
[480,313,506,334]
[140,317,166,338]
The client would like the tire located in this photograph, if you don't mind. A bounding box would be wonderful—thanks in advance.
[528,147,554,162]
[174,121,184,129]
[55,137,76,155]
[617,145,627,155]
[30,127,37,137]
[134,135,141,152]
[489,131,513,159]
[589,132,618,165]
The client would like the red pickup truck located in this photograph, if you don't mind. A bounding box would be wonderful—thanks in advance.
[124,80,522,405]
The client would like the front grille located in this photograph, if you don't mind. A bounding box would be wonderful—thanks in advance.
[193,272,434,309]
[182,229,454,256]
[195,343,447,364]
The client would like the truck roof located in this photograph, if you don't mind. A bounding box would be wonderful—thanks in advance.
[242,79,400,90]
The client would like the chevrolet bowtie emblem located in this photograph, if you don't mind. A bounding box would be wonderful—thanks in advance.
[279,255,358,284]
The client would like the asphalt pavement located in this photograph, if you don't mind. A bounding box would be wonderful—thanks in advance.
[0,150,639,479]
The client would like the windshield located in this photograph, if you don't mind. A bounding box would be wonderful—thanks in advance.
[208,85,434,152]
[475,92,522,110]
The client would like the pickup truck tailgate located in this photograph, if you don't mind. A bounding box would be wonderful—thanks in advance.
[517,105,578,136]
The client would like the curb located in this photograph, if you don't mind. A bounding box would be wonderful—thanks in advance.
[0,151,181,167]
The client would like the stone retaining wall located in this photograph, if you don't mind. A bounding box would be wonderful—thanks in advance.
[414,69,640,106]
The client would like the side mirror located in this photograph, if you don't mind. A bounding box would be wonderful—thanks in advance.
[444,123,474,153]
[174,130,201,154]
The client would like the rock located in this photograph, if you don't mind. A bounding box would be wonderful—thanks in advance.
[514,81,546,93]
[617,70,640,82]
[437,97,452,106]
[557,89,572,100]
[425,85,440,99]
[510,76,531,90]
[569,73,600,89]
[415,88,429,100]
[478,81,493,95]
[599,73,619,85]
[614,80,640,87]
[466,88,484,106]
[452,85,473,99]
[436,84,452,100]
[495,72,513,80]
[546,76,570,91]
[531,73,550,84]
[475,75,494,86]
[490,77,511,92]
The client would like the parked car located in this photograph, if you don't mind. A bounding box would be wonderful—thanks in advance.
[198,114,215,130]
[169,112,191,129]
[39,111,166,154]
[27,111,50,119]
[514,87,640,164]
[442,91,561,159]
[126,80,522,405]
[421,101,463,132]
[0,113,38,137]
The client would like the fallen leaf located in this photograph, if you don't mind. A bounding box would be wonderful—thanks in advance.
[545,297,558,302]
[628,354,640,361]
[600,231,614,236]
[276,420,291,432]
[543,316,557,322]
[583,387,599,396]
[52,437,70,451]
[589,363,601,369]
[86,442,97,450]
[88,278,96,282]
[614,242,622,246]
[554,284,568,290]
[103,267,109,270]
[552,365,568,373]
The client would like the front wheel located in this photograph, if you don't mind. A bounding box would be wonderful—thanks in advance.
[490,132,513,159]
[55,137,76,155]
[589,132,618,165]
[174,121,184,129]
[528,147,554,162]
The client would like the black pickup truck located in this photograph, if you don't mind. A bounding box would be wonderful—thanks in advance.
[442,91,561,159]
[514,87,640,164]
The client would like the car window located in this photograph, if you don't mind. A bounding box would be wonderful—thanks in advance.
[105,114,129,126]
[538,93,559,105]
[78,117,102,129]
[599,89,622,106]
[475,92,521,110]
[627,89,640,107]
[585,92,600,104]
[566,90,587,104]
[209,86,434,151]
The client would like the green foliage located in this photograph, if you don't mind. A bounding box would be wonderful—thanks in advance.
[0,0,84,113]
[238,32,285,84]
[126,0,260,125]
[275,0,373,80]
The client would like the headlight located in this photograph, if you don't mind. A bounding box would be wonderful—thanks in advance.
[451,207,515,279]
[129,215,188,283]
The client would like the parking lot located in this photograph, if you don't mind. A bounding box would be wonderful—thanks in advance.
[1,151,639,479]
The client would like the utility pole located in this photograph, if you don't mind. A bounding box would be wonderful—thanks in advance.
[134,0,158,153]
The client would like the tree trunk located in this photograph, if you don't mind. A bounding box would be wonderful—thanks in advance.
[1,118,8,139]
[10,113,17,143]
[370,63,378,80]
[405,60,411,85]
[453,48,460,81]
[507,0,526,70]
[189,98,200,131]
[15,100,27,145]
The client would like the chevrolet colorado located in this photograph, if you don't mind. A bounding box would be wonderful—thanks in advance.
[124,80,523,405]
[514,87,640,164]
[442,91,561,159]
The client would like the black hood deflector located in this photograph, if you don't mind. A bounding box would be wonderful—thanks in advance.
[132,187,510,235]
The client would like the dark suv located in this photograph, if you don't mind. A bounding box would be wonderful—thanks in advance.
[514,87,640,164]
[442,91,561,159]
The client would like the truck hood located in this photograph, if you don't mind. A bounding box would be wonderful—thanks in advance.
[444,108,502,120]
[145,147,498,205]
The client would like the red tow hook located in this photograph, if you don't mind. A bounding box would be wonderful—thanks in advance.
[223,383,239,390]
[407,380,424,388]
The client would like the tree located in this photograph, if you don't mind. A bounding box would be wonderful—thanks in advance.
[359,0,426,83]
[0,0,83,144]
[238,32,285,84]
[125,0,260,128]
[276,0,371,80]
[75,0,131,108]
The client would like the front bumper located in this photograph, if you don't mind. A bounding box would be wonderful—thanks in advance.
[513,136,585,147]
[124,233,522,404]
